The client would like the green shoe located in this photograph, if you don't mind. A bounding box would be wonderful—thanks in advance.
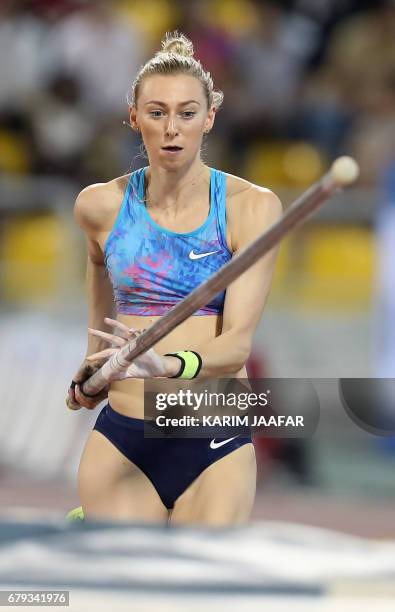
[66,506,84,521]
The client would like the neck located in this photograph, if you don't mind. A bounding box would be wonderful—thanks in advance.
[145,159,210,213]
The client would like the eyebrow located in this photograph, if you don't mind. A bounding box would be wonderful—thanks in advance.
[144,100,201,107]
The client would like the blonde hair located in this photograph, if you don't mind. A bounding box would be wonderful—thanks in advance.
[129,31,224,111]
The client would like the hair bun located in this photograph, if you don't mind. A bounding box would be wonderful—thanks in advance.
[161,31,194,58]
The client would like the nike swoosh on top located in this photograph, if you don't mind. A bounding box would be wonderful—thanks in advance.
[209,437,238,450]
[189,249,220,260]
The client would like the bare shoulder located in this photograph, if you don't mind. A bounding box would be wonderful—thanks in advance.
[74,174,130,235]
[224,172,283,250]
[226,171,283,210]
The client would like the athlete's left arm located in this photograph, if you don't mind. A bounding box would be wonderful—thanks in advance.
[176,187,283,378]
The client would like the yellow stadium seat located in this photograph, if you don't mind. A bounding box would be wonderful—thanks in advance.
[244,141,326,189]
[270,225,375,311]
[116,0,178,44]
[0,130,30,174]
[212,0,259,36]
[1,214,66,303]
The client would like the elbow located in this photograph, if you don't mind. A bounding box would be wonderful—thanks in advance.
[230,339,252,374]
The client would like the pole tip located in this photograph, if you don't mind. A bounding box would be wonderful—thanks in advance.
[331,156,360,186]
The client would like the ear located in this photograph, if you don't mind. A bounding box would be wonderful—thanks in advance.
[203,106,216,134]
[129,106,140,132]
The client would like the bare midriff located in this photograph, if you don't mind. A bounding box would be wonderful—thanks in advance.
[108,312,247,418]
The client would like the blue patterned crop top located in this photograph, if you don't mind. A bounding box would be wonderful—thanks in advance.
[104,167,232,316]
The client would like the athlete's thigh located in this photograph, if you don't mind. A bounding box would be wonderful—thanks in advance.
[78,430,168,522]
[170,443,256,526]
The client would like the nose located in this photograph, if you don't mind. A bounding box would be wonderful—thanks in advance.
[165,114,179,137]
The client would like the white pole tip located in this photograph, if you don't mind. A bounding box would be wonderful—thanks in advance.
[331,156,360,186]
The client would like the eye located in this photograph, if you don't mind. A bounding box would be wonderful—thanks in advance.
[182,111,196,119]
[149,110,164,118]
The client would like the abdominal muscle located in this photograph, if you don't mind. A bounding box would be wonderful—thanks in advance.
[108,312,248,418]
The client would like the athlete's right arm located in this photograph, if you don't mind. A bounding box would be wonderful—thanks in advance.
[68,185,116,410]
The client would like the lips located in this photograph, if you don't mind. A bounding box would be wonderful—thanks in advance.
[161,146,183,151]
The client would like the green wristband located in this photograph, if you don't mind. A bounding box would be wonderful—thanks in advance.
[165,350,202,379]
[178,350,202,379]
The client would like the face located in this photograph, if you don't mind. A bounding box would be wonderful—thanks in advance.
[130,74,215,170]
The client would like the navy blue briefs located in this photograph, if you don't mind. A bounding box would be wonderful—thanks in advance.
[93,403,252,509]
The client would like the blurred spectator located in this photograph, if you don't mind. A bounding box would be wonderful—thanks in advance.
[82,115,141,185]
[0,0,46,113]
[29,73,94,179]
[297,0,395,159]
[178,0,235,90]
[347,75,395,186]
[288,1,395,159]
[28,0,81,22]
[326,0,395,111]
[231,2,307,128]
[45,0,146,118]
[289,67,353,158]
[224,1,310,170]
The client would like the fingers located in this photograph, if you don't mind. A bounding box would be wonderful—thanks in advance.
[104,317,132,337]
[67,381,81,410]
[104,317,140,340]
[68,355,110,412]
[66,389,81,410]
[104,317,145,339]
[67,380,87,411]
[74,383,101,410]
[69,316,148,412]
[88,328,126,346]
[73,362,99,384]
[67,380,108,411]
[86,348,117,361]
[90,320,144,352]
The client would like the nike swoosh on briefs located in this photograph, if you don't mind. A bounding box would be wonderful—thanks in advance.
[209,437,238,450]
[189,249,220,260]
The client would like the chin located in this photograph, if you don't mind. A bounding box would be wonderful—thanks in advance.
[158,156,192,172]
